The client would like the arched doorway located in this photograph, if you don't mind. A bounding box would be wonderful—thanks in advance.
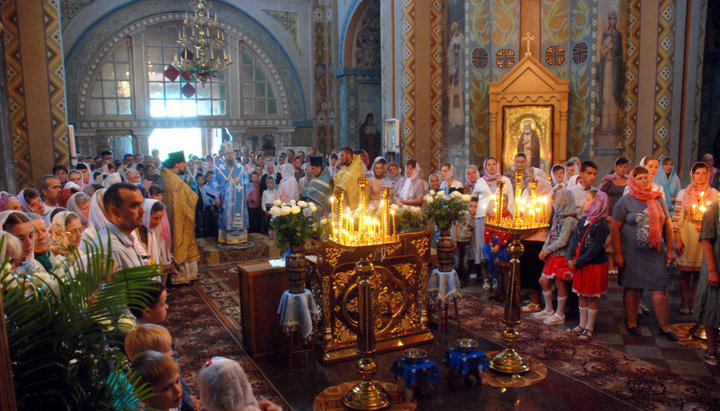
[338,0,381,157]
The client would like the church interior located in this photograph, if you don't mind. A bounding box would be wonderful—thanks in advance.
[1,0,720,410]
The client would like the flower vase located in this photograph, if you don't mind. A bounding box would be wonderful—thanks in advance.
[436,228,454,272]
[285,243,307,294]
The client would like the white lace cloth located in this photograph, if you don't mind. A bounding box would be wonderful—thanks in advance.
[277,289,320,340]
[427,268,463,307]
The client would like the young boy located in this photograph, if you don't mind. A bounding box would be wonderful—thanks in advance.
[131,350,183,411]
[130,281,168,325]
[452,197,478,288]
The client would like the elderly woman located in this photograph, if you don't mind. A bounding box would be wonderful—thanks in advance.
[48,211,83,258]
[612,166,677,340]
[393,160,424,206]
[0,194,22,212]
[673,162,718,315]
[427,173,441,194]
[199,357,280,411]
[81,188,108,241]
[66,192,91,230]
[464,165,479,194]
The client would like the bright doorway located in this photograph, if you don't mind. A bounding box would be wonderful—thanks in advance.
[148,128,203,160]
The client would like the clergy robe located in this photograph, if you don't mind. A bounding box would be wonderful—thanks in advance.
[161,167,200,284]
[305,167,332,215]
[206,158,252,238]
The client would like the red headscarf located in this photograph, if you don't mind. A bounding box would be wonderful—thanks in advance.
[685,162,710,210]
[628,167,664,250]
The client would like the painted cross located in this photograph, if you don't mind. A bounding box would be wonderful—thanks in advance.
[572,42,588,64]
[544,45,566,66]
[522,32,535,56]
[495,48,516,69]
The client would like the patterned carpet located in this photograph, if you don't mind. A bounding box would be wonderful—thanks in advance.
[164,283,288,409]
[192,266,243,342]
[454,294,720,410]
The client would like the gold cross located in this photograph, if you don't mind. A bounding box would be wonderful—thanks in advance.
[522,32,536,56]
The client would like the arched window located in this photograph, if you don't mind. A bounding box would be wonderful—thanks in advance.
[88,39,132,116]
[145,23,227,118]
[240,46,278,116]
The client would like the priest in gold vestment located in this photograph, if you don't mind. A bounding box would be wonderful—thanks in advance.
[331,147,367,208]
[161,151,200,284]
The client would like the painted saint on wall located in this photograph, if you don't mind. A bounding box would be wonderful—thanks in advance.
[595,4,625,138]
[448,21,465,128]
[359,113,380,159]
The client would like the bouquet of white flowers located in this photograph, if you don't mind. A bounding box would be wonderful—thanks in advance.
[422,190,471,230]
[269,199,322,249]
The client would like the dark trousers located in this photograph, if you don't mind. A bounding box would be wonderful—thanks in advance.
[454,241,472,283]
[248,207,262,233]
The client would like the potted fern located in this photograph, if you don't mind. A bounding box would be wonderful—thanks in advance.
[0,236,160,409]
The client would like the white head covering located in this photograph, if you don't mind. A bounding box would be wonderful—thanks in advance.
[87,188,108,231]
[439,164,457,192]
[102,172,123,188]
[0,230,22,264]
[199,357,260,411]
[0,211,34,262]
[141,199,172,266]
[17,189,33,213]
[278,163,299,202]
[398,162,422,201]
[66,192,91,226]
[63,182,81,191]
[48,211,78,256]
[370,156,386,179]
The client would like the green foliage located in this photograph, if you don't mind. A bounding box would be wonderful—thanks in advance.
[422,191,470,230]
[269,201,320,249]
[0,236,161,410]
[393,207,429,232]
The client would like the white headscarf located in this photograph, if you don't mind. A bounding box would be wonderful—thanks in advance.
[63,182,81,191]
[0,230,21,264]
[370,156,386,179]
[141,199,172,266]
[66,192,91,227]
[439,164,458,192]
[103,172,123,188]
[278,163,299,202]
[86,189,108,232]
[398,162,422,201]
[48,211,78,256]
[17,189,33,213]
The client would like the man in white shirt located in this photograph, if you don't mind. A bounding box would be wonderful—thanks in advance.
[94,182,147,271]
[570,161,598,217]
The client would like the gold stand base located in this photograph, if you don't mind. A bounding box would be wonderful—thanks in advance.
[342,380,390,410]
[489,347,530,374]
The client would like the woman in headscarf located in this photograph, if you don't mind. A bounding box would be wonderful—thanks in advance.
[464,165,479,194]
[0,211,40,273]
[18,188,45,216]
[278,163,300,203]
[439,163,464,194]
[367,156,388,204]
[519,168,553,312]
[566,157,582,188]
[392,160,424,206]
[612,166,677,340]
[0,194,22,212]
[66,192,92,230]
[654,157,681,213]
[103,172,123,189]
[427,173,441,194]
[82,188,109,242]
[672,162,718,315]
[534,189,578,324]
[473,157,515,291]
[565,190,611,341]
[48,211,83,258]
[0,230,23,273]
[136,199,173,283]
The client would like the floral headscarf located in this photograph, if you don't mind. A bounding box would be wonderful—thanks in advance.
[684,162,710,211]
[628,167,664,250]
[583,190,608,222]
[553,189,576,219]
[48,211,77,256]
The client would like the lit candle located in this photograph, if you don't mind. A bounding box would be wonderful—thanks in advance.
[391,210,396,237]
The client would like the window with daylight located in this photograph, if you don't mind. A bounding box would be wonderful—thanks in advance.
[146,23,227,118]
[240,46,278,116]
[88,39,132,116]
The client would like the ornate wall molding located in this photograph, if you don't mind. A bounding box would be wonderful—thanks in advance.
[64,0,305,122]
[312,0,335,154]
[429,0,441,172]
[45,0,70,166]
[623,0,640,161]
[652,0,675,158]
[401,0,416,162]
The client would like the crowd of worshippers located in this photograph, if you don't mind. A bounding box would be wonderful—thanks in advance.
[1,146,720,384]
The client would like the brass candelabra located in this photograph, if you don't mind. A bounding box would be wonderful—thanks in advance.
[485,170,550,374]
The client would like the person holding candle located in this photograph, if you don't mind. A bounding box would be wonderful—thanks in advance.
[612,166,677,340]
[673,162,718,315]
[534,189,578,325]
[473,157,515,290]
[566,189,610,340]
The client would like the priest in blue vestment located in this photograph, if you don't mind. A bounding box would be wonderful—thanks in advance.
[206,143,252,244]
[305,156,332,216]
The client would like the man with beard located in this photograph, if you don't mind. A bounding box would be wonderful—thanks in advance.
[206,143,252,244]
[516,120,541,169]
[331,147,366,208]
[161,151,200,283]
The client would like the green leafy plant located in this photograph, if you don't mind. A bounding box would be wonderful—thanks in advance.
[422,190,471,230]
[390,204,429,232]
[269,200,320,249]
[0,236,160,410]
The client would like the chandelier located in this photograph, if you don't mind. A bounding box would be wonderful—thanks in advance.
[172,0,231,86]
